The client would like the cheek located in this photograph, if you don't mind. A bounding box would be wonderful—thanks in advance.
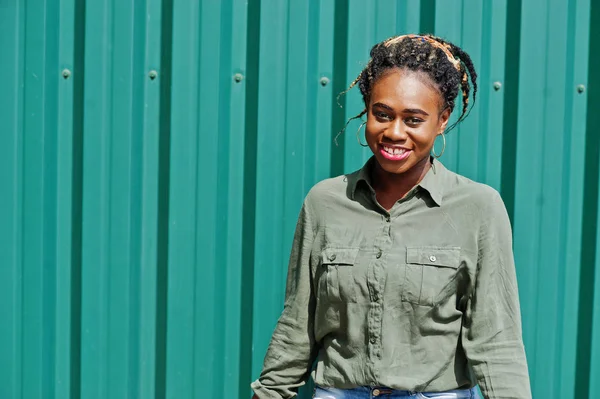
[364,120,383,140]
[411,125,439,148]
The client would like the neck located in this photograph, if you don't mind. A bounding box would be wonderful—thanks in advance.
[372,157,432,205]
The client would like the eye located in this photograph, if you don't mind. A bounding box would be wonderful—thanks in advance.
[374,111,393,121]
[404,117,424,126]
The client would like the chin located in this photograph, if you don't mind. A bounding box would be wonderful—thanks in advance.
[376,156,414,175]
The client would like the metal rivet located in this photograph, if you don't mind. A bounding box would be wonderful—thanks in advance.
[320,77,330,86]
[577,84,585,93]
[148,70,158,80]
[493,81,502,91]
[329,254,336,261]
[234,73,244,82]
[429,255,437,262]
[62,69,71,79]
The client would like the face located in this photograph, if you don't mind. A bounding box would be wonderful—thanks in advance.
[365,68,451,175]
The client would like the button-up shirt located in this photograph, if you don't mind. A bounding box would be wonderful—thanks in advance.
[251,157,531,399]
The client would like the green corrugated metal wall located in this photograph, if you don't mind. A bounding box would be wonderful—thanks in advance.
[1,0,598,398]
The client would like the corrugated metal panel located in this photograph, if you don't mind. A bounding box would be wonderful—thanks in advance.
[0,0,598,398]
[512,1,591,397]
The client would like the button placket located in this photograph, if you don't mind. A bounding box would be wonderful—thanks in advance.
[366,220,391,373]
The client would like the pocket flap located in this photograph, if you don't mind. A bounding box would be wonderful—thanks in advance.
[406,246,460,268]
[321,247,359,265]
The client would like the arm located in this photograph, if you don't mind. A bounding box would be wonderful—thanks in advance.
[461,191,532,399]
[251,199,318,399]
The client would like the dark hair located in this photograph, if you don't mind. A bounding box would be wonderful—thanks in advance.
[339,34,478,135]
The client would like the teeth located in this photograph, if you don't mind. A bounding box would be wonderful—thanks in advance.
[383,146,406,156]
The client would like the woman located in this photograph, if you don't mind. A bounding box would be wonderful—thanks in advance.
[251,34,531,399]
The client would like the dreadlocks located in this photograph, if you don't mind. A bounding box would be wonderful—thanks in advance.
[340,34,478,135]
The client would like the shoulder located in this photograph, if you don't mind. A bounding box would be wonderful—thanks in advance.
[302,169,361,216]
[442,168,504,212]
[306,168,361,201]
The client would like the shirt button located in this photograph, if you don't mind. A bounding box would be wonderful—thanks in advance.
[429,255,437,262]
[385,216,391,222]
[329,254,337,261]
[376,250,382,259]
[370,337,376,344]
[373,389,381,396]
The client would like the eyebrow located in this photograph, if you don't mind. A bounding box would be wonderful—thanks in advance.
[372,102,430,116]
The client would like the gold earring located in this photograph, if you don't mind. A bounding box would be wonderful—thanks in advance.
[356,121,369,147]
[432,132,446,158]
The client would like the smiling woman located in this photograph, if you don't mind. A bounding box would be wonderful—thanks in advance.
[251,34,531,399]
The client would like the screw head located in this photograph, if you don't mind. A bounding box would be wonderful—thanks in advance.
[577,84,585,93]
[234,73,244,82]
[493,81,502,91]
[320,77,330,86]
[148,70,158,80]
[62,69,71,79]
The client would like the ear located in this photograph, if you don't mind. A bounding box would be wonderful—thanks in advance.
[438,108,452,133]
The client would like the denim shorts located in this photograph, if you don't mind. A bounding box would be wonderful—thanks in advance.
[313,385,482,399]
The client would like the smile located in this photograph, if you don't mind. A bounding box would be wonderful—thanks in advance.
[379,144,412,161]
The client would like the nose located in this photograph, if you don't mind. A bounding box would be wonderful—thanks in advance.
[385,119,407,141]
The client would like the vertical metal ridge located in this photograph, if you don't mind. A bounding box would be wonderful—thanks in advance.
[165,0,201,395]
[456,0,482,181]
[55,0,76,395]
[313,0,334,185]
[68,0,86,397]
[343,0,375,171]
[239,0,260,393]
[42,0,61,394]
[137,0,165,395]
[0,0,25,397]
[154,0,173,396]
[419,0,436,35]
[576,0,600,395]
[195,0,222,395]
[251,0,290,379]
[530,2,567,395]
[221,0,250,397]
[555,0,589,396]
[22,0,48,394]
[500,0,521,222]
[80,0,113,394]
[329,0,348,177]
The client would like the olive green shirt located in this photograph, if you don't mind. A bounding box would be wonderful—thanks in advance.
[251,158,531,399]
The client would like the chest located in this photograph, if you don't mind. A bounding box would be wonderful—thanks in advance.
[310,201,479,308]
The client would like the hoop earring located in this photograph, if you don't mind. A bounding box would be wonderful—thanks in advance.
[432,132,446,158]
[356,122,369,147]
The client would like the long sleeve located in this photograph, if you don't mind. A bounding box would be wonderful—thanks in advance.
[251,199,318,399]
[461,191,532,398]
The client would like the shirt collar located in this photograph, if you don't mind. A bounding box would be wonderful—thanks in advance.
[349,156,446,206]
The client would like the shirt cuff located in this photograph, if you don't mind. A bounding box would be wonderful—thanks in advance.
[251,379,286,399]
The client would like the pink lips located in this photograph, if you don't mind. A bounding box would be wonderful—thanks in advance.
[379,145,412,161]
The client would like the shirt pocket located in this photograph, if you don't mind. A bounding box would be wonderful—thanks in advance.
[403,246,461,306]
[319,247,359,303]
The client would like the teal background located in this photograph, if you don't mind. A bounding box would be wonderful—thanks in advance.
[1,0,598,398]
